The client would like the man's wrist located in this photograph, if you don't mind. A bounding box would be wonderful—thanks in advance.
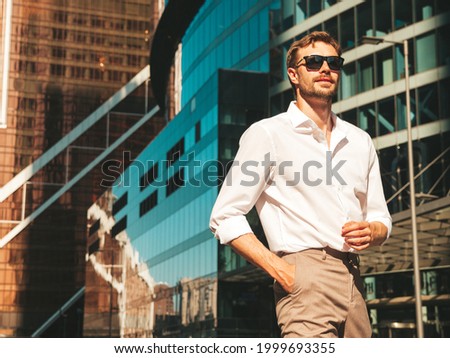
[369,221,388,246]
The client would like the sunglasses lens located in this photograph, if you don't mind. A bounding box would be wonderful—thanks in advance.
[305,56,324,70]
[327,57,343,70]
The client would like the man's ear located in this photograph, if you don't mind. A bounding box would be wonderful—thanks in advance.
[287,67,299,85]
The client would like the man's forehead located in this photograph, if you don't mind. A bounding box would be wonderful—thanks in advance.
[299,41,338,55]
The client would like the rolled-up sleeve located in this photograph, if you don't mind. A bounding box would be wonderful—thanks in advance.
[365,141,392,241]
[209,123,274,245]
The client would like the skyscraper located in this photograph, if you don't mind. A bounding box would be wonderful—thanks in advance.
[0,0,167,337]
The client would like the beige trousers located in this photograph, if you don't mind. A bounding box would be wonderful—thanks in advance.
[274,247,372,338]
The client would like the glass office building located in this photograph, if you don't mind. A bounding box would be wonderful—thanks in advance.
[90,0,449,337]
[0,0,166,337]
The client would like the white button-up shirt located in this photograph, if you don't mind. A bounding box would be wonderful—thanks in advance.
[210,102,392,254]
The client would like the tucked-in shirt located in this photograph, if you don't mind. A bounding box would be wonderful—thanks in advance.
[209,102,392,254]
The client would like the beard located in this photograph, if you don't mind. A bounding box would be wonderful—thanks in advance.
[298,78,338,100]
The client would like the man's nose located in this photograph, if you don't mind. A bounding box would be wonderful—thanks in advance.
[319,60,331,72]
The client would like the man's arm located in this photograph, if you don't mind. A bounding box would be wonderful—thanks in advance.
[209,124,294,290]
[343,138,391,251]
[229,233,295,293]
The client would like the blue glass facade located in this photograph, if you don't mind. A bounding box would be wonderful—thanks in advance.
[105,0,275,334]
[112,75,220,289]
[181,0,271,106]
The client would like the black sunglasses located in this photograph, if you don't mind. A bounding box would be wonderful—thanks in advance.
[295,55,345,71]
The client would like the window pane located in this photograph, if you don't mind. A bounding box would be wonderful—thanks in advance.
[376,48,394,86]
[358,104,376,137]
[324,16,338,40]
[439,78,450,119]
[295,0,307,23]
[437,0,450,13]
[340,62,356,99]
[417,84,438,125]
[394,0,413,29]
[309,0,321,16]
[396,90,416,130]
[323,0,337,9]
[377,97,395,135]
[270,0,282,35]
[340,9,355,51]
[282,0,295,29]
[339,108,357,126]
[375,0,392,35]
[356,1,373,42]
[378,146,399,213]
[358,56,374,92]
[416,32,436,73]
[395,45,404,81]
[437,25,450,67]
[415,0,434,21]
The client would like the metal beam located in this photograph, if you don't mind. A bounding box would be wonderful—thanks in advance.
[0,65,150,203]
[31,286,86,338]
[0,105,160,248]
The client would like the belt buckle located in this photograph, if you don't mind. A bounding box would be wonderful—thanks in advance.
[348,253,360,267]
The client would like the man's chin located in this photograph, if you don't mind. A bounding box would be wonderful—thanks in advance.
[304,91,335,101]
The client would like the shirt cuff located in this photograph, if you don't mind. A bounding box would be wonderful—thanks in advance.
[214,216,253,245]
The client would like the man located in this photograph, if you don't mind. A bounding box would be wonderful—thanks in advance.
[209,31,391,338]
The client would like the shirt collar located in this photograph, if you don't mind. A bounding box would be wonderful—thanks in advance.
[287,101,313,128]
[287,101,349,137]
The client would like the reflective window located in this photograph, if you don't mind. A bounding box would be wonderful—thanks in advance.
[439,78,450,119]
[375,0,392,35]
[166,138,185,167]
[358,104,376,137]
[437,0,450,13]
[415,0,434,21]
[417,83,438,125]
[396,90,417,130]
[324,16,338,41]
[140,191,158,217]
[416,32,437,73]
[340,9,355,51]
[394,0,413,29]
[437,25,450,66]
[111,216,127,237]
[394,45,406,80]
[377,97,395,135]
[356,1,373,42]
[140,162,159,191]
[323,0,337,9]
[195,121,201,143]
[309,0,321,16]
[112,192,128,215]
[294,0,307,24]
[376,48,394,86]
[166,168,185,197]
[269,0,282,36]
[378,145,398,210]
[282,0,295,30]
[339,108,357,126]
[270,44,285,86]
[340,62,356,99]
[358,55,374,93]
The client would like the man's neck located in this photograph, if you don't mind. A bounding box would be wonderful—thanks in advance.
[295,96,333,132]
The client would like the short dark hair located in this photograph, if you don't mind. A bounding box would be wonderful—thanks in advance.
[286,31,342,70]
